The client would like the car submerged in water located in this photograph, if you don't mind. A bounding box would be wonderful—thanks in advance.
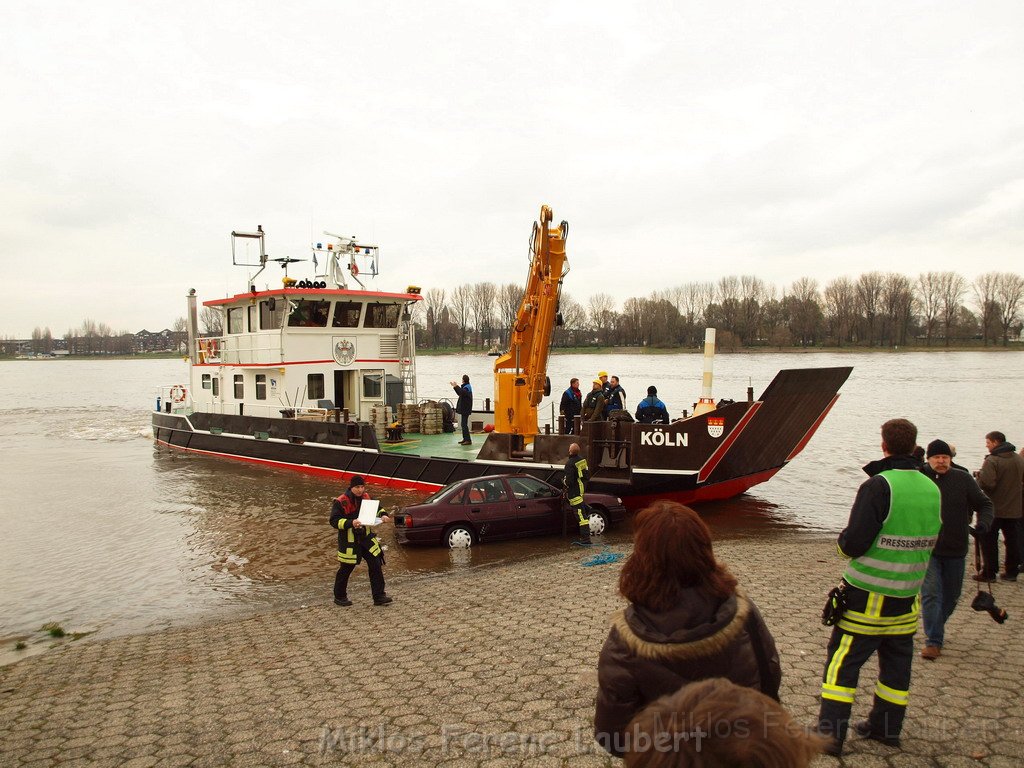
[393,473,627,548]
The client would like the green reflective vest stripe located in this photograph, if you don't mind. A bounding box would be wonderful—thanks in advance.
[843,469,941,598]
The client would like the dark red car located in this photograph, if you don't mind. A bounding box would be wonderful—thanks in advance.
[393,473,627,548]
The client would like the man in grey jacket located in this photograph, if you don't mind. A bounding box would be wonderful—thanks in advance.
[919,439,994,660]
[977,431,1024,582]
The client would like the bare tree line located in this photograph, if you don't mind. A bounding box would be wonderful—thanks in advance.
[417,271,1024,350]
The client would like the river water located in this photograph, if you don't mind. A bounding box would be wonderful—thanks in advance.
[1,352,1021,661]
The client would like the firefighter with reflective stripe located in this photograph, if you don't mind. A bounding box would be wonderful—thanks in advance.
[564,443,591,540]
[329,475,393,606]
[816,418,941,756]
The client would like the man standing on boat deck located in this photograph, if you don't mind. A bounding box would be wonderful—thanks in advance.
[816,418,941,756]
[560,378,582,435]
[635,386,670,424]
[918,439,993,660]
[605,375,627,415]
[451,375,473,446]
[330,476,393,606]
[582,380,607,422]
[563,443,591,541]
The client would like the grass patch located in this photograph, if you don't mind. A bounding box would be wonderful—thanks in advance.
[14,641,26,650]
[40,622,66,638]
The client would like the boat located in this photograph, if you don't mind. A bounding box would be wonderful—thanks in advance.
[153,209,851,509]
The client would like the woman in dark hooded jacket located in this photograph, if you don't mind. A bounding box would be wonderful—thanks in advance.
[594,500,781,757]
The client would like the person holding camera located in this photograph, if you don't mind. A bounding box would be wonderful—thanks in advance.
[816,419,941,756]
[918,440,993,660]
[451,374,473,445]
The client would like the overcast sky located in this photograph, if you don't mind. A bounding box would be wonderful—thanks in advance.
[2,1,1022,337]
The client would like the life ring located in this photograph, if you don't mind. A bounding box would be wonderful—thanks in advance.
[350,262,359,277]
[170,385,187,403]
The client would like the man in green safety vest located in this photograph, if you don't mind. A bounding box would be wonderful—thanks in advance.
[564,443,591,542]
[816,418,941,756]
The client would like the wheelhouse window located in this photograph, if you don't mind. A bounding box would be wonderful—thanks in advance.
[364,302,400,328]
[248,305,258,332]
[288,300,330,328]
[260,299,286,330]
[255,374,267,400]
[331,301,362,328]
[202,373,212,390]
[233,374,244,399]
[307,373,325,401]
[227,307,244,334]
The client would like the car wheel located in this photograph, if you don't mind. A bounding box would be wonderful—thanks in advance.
[589,506,609,536]
[445,524,475,549]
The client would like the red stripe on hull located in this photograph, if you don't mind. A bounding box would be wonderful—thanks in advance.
[696,402,762,484]
[154,439,444,493]
[620,467,782,511]
[786,393,841,462]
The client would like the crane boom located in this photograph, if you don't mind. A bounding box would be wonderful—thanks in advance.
[492,205,569,439]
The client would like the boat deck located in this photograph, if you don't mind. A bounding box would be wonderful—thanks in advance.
[379,431,480,461]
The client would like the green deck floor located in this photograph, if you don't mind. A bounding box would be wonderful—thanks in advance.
[378,430,480,460]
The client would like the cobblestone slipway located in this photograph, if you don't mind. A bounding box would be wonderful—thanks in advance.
[1,538,1022,767]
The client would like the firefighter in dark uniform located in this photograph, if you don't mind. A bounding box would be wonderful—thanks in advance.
[816,418,941,755]
[564,443,591,541]
[329,475,393,606]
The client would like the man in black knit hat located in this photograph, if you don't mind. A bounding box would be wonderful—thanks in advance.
[329,475,393,606]
[918,439,993,660]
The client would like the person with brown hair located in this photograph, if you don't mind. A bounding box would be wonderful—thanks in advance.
[594,501,781,757]
[622,678,827,768]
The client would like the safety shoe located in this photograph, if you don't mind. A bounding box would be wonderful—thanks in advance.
[373,594,394,606]
[999,573,1018,582]
[921,645,941,660]
[853,720,901,747]
[971,573,996,583]
[333,597,353,607]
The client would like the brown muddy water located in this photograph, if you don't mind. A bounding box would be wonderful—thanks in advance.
[1,352,1021,662]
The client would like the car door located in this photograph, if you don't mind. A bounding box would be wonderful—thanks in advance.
[462,478,518,541]
[506,476,564,536]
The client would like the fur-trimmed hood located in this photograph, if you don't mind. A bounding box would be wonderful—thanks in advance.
[611,589,750,661]
[594,587,782,757]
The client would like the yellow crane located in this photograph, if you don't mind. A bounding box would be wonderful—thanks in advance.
[492,205,569,441]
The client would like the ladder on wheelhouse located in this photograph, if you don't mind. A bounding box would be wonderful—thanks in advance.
[398,313,417,404]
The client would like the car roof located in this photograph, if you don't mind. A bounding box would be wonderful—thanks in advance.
[453,473,545,486]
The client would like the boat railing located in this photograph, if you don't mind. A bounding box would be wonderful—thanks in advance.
[211,334,284,365]
[155,384,193,415]
[198,401,345,421]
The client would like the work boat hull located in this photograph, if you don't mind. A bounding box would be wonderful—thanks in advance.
[152,366,851,510]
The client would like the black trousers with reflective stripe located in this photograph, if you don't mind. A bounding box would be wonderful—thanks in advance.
[334,550,385,601]
[818,626,913,743]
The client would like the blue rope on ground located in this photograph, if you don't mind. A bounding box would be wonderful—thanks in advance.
[580,546,624,567]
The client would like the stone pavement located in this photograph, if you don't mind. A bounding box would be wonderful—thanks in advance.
[1,537,1022,767]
